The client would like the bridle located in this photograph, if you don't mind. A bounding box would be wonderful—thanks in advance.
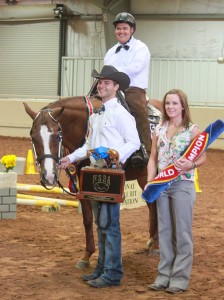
[30,108,76,194]
[31,108,63,164]
[30,97,94,195]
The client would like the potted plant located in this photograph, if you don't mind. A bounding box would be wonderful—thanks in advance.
[0,154,17,188]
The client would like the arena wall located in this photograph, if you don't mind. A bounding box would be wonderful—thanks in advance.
[0,99,223,150]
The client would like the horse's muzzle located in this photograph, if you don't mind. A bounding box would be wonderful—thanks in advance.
[41,168,58,186]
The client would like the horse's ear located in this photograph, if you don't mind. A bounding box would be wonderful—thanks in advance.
[23,102,37,120]
[51,107,65,119]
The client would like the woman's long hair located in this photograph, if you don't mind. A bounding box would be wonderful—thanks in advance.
[162,89,192,129]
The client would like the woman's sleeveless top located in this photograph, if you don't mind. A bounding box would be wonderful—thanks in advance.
[156,121,197,181]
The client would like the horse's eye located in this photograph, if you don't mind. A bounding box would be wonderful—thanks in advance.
[52,134,59,142]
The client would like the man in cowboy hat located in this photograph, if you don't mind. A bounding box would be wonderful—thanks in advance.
[59,65,140,288]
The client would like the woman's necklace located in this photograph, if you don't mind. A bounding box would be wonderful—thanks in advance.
[167,124,182,140]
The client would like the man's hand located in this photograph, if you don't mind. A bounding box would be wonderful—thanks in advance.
[58,156,70,170]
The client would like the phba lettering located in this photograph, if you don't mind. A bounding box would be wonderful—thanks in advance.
[93,174,111,185]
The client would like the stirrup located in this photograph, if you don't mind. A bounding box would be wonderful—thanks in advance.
[131,151,143,167]
[131,144,149,168]
[140,143,149,165]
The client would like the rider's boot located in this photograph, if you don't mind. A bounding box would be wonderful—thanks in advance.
[131,143,149,168]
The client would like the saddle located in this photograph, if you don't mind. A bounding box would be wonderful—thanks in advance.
[147,102,161,138]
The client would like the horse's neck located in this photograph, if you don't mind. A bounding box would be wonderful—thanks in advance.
[89,96,102,110]
[57,96,101,153]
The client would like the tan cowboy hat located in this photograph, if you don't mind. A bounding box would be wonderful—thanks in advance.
[91,65,130,92]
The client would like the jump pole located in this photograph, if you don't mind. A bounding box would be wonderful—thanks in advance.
[17,198,60,207]
[17,193,78,207]
[17,183,71,194]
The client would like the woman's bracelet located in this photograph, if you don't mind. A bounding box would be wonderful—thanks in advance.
[147,179,151,183]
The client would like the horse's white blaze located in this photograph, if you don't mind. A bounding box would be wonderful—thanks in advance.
[40,125,55,185]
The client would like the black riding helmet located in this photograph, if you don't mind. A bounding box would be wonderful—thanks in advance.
[113,12,136,32]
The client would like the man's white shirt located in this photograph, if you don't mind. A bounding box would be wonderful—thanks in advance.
[68,98,140,164]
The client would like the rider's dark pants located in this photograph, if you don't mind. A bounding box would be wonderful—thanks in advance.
[125,87,151,155]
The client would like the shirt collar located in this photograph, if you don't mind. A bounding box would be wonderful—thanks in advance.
[103,98,118,110]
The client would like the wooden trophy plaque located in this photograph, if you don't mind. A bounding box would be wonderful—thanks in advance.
[76,166,125,203]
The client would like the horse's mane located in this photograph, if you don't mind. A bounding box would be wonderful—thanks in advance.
[46,96,85,109]
[42,96,102,112]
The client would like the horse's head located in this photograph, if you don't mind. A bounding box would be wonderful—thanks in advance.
[24,102,64,186]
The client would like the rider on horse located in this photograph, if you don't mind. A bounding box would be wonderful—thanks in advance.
[104,12,151,168]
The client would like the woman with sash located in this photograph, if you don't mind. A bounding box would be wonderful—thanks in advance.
[146,89,206,294]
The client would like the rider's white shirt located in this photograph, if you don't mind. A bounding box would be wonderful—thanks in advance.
[104,37,150,90]
[68,98,140,164]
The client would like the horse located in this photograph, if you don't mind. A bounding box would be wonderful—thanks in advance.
[24,96,161,268]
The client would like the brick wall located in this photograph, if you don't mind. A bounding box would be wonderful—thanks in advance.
[0,172,17,219]
[0,187,17,219]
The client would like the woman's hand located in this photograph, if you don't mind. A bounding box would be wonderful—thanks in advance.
[58,156,70,170]
[144,181,151,191]
[174,158,193,174]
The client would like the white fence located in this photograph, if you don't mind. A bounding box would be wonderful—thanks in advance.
[61,57,104,97]
[61,57,224,107]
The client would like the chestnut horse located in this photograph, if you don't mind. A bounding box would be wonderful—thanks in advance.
[24,96,160,268]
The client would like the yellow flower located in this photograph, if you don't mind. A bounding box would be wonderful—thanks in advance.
[0,154,17,173]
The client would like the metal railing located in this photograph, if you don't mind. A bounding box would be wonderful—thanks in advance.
[61,57,224,107]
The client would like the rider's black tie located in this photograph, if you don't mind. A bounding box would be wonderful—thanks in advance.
[115,44,129,53]
[95,105,105,115]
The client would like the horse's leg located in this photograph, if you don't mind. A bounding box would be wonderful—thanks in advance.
[75,199,95,269]
[136,174,159,254]
[146,202,159,254]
